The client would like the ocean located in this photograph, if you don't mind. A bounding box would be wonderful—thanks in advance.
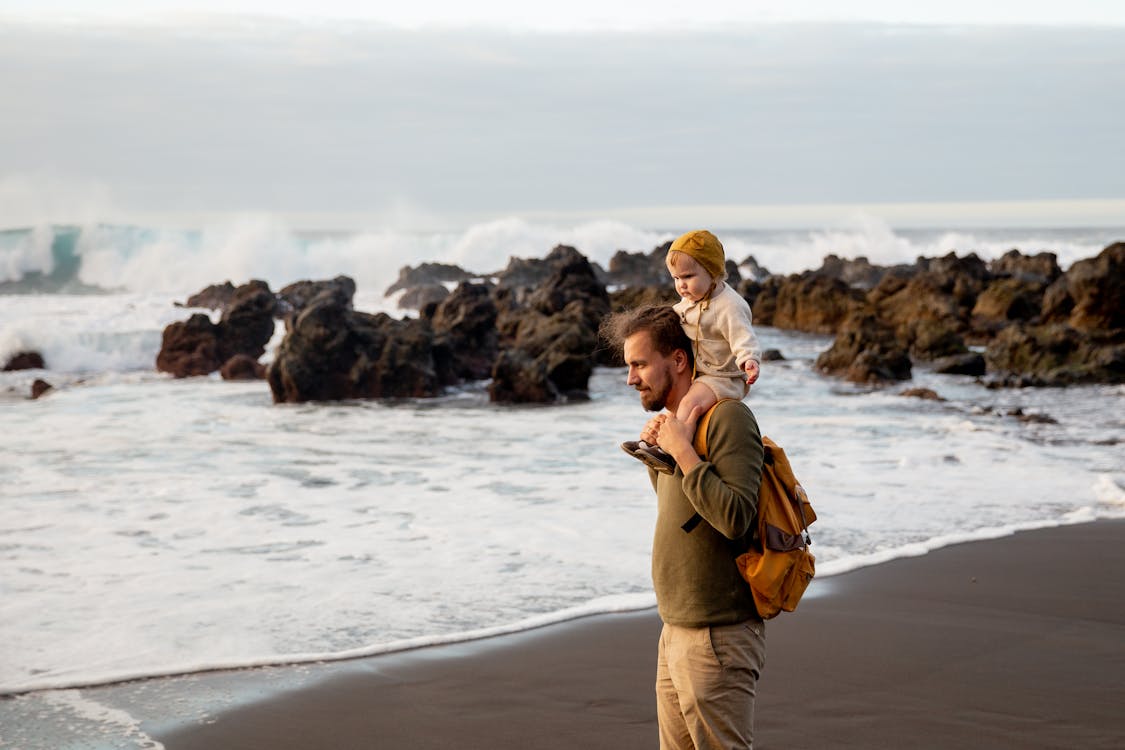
[1,217,1123,744]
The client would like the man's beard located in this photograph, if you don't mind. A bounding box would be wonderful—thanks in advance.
[639,378,670,412]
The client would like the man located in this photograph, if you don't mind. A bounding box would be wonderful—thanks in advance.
[603,305,766,750]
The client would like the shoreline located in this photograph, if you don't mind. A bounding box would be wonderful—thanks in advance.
[8,518,1119,749]
[4,515,1111,698]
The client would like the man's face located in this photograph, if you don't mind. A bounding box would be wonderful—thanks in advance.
[624,331,675,412]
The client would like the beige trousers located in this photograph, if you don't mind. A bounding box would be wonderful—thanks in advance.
[656,620,766,750]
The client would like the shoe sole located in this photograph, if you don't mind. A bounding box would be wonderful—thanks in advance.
[621,441,675,475]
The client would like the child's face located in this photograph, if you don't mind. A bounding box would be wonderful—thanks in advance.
[666,253,714,302]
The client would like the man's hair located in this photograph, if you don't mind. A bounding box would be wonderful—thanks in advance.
[600,305,693,365]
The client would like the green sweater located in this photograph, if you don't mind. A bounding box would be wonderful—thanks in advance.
[650,399,765,627]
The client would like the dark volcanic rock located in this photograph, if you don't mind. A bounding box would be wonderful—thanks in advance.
[606,243,671,289]
[1041,243,1124,332]
[816,312,912,384]
[494,247,568,289]
[985,323,1125,385]
[1006,407,1058,424]
[385,262,473,297]
[489,349,558,403]
[738,256,771,283]
[814,254,887,289]
[931,352,987,376]
[608,286,679,314]
[182,282,237,310]
[905,320,969,361]
[389,264,485,311]
[268,287,451,402]
[220,354,267,380]
[753,274,865,334]
[220,280,277,358]
[31,379,53,399]
[399,283,450,311]
[3,351,45,371]
[278,276,356,316]
[971,278,1045,334]
[868,262,979,332]
[525,247,610,322]
[989,249,1061,284]
[158,280,277,377]
[156,313,222,377]
[426,282,499,382]
[900,387,944,401]
[490,246,609,402]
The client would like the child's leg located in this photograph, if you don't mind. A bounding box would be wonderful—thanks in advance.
[674,380,718,431]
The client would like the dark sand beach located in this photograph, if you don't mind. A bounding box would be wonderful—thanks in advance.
[121,520,1125,748]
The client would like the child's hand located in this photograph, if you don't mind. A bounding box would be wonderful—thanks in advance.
[744,360,760,385]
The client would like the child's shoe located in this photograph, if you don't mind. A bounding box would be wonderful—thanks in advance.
[620,440,677,475]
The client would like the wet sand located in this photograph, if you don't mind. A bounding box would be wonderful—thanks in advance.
[109,520,1125,748]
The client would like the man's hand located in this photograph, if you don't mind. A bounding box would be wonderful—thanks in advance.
[656,407,704,473]
[744,360,760,385]
[639,413,667,446]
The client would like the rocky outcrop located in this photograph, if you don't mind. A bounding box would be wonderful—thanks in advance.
[989,249,1061,284]
[605,243,670,289]
[751,274,865,334]
[971,277,1045,331]
[814,254,887,289]
[181,282,237,310]
[490,246,610,402]
[985,324,1124,385]
[900,387,944,401]
[31,379,53,399]
[1040,243,1124,332]
[157,280,277,378]
[493,248,573,290]
[737,256,771,283]
[277,276,356,317]
[155,314,223,377]
[3,351,45,371]
[608,286,679,316]
[973,244,1124,384]
[425,282,499,382]
[261,246,611,404]
[268,285,452,402]
[221,354,267,380]
[816,313,912,384]
[400,284,450,310]
[165,240,1124,399]
[868,257,984,335]
[385,263,473,311]
[220,280,277,356]
[931,352,986,376]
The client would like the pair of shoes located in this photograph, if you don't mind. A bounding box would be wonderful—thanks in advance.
[620,440,677,475]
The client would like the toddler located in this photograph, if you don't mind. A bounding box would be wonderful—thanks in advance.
[622,229,761,473]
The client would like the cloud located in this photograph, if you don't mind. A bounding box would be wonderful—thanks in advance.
[0,172,117,228]
[0,21,1122,221]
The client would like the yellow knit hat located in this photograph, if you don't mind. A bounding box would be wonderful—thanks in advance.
[668,229,726,280]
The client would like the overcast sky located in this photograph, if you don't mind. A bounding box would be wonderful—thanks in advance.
[2,2,1123,228]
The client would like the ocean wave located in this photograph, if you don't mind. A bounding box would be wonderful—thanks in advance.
[1,217,1119,297]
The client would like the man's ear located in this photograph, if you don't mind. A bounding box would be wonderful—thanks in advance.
[672,348,689,373]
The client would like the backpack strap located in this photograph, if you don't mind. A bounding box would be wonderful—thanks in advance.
[690,398,737,458]
[681,398,739,533]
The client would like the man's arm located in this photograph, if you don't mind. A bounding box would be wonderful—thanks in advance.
[679,401,764,539]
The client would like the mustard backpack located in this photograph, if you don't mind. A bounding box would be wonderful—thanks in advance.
[689,400,817,619]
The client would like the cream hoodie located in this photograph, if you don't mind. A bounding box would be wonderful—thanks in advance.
[672,281,761,379]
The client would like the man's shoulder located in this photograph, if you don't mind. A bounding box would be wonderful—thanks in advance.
[708,399,761,439]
